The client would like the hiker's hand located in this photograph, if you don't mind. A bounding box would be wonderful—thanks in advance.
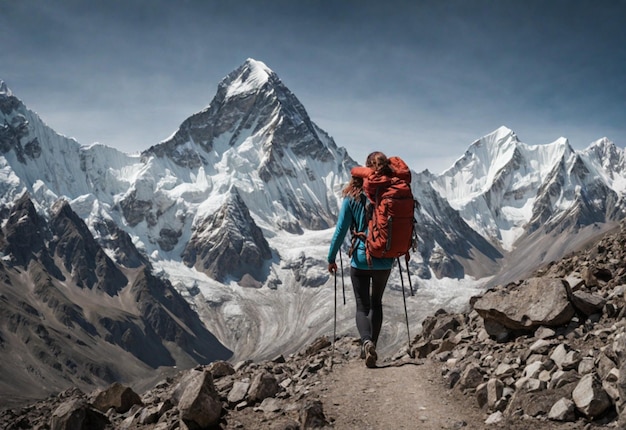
[328,262,337,273]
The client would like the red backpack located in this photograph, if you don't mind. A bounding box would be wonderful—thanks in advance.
[351,157,417,264]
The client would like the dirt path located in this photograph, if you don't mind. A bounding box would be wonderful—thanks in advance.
[313,358,487,429]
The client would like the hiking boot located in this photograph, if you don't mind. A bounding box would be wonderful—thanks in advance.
[364,340,377,368]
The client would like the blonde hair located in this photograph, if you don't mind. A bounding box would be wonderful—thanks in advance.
[342,176,363,200]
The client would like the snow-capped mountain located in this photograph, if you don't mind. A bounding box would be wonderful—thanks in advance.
[0,59,624,404]
[425,126,626,284]
[432,127,624,249]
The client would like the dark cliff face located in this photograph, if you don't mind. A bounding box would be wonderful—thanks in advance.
[50,200,128,296]
[0,88,43,164]
[130,267,231,363]
[92,218,149,268]
[3,193,48,267]
[182,188,272,283]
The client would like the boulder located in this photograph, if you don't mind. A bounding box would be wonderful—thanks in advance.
[570,290,606,317]
[548,398,576,422]
[299,400,328,429]
[91,382,142,413]
[208,360,236,378]
[421,311,462,340]
[50,398,109,430]
[487,378,504,409]
[248,371,280,403]
[572,373,611,418]
[459,363,483,389]
[227,381,250,406]
[473,278,575,332]
[178,369,222,429]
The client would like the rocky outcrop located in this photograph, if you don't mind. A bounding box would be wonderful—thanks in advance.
[119,189,154,227]
[0,90,42,164]
[413,219,626,427]
[3,193,48,267]
[50,199,128,295]
[473,277,575,338]
[129,267,232,365]
[182,188,272,283]
[92,218,149,268]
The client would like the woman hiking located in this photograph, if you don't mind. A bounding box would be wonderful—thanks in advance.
[327,152,395,368]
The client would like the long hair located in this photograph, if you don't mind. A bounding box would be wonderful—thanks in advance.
[342,176,364,200]
[366,151,393,176]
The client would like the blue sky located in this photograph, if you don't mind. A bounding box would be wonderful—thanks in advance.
[2,0,625,174]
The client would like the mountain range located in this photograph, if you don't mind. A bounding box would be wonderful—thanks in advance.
[0,58,624,406]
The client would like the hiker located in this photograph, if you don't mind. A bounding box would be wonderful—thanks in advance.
[327,153,396,368]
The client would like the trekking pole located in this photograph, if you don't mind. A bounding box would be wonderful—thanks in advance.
[405,256,415,296]
[331,269,337,368]
[397,258,415,358]
[339,248,346,305]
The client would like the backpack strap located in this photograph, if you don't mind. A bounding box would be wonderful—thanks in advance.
[348,194,369,258]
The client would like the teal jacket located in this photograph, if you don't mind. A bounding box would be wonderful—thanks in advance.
[327,194,394,270]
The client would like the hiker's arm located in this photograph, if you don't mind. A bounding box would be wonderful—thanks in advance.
[350,166,373,179]
[327,198,353,271]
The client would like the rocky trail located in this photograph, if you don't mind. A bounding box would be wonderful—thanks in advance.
[314,357,485,429]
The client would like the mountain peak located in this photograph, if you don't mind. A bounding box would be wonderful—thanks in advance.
[587,137,614,151]
[0,80,10,96]
[223,58,275,99]
[491,125,516,141]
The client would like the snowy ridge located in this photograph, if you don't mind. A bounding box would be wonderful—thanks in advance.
[431,126,625,250]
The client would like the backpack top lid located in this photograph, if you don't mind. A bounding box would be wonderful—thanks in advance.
[388,156,411,182]
[350,156,412,203]
[350,156,411,182]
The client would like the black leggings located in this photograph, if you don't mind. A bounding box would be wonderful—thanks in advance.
[350,266,391,345]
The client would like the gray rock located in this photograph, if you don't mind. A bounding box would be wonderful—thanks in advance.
[578,357,595,375]
[178,369,222,429]
[487,378,504,409]
[522,361,544,379]
[459,363,483,389]
[91,382,142,414]
[572,373,611,418]
[299,400,328,429]
[534,326,556,339]
[50,398,109,430]
[248,371,280,403]
[227,381,251,406]
[548,397,576,422]
[528,338,553,354]
[484,411,503,425]
[258,397,283,413]
[550,343,569,370]
[571,290,606,317]
[473,278,575,332]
